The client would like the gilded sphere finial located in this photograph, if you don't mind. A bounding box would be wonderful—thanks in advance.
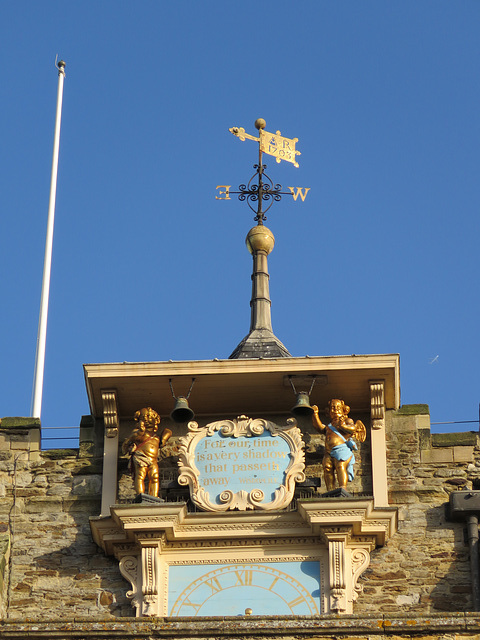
[255,118,266,130]
[246,225,275,255]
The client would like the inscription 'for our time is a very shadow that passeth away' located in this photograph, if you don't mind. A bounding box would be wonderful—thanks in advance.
[195,431,291,503]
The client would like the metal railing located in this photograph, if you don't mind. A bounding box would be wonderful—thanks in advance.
[38,418,479,450]
[431,420,479,426]
[41,426,79,449]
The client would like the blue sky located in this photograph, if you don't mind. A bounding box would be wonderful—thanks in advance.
[1,1,479,443]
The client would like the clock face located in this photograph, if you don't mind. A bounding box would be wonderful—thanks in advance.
[169,561,321,616]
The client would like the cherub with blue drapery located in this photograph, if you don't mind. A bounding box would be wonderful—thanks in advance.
[312,399,366,492]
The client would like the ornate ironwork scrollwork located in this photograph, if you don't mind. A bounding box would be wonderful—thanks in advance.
[230,163,294,222]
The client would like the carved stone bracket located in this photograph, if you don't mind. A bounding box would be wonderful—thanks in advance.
[300,501,393,614]
[119,546,160,617]
[119,555,139,615]
[101,389,119,437]
[141,546,159,616]
[326,535,346,612]
[297,500,397,547]
[100,389,120,516]
[330,543,370,613]
[319,531,371,614]
[369,380,385,430]
[369,380,388,507]
[351,547,370,603]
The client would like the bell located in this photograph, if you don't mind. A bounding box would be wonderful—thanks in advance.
[291,391,314,417]
[170,396,195,423]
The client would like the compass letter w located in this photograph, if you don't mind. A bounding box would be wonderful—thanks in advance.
[287,187,310,202]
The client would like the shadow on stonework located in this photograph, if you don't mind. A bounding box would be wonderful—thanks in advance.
[425,503,472,612]
[10,497,133,619]
[359,502,471,614]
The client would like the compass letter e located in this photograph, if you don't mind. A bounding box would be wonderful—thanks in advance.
[216,185,231,200]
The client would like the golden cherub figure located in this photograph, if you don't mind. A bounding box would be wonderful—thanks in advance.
[312,399,366,492]
[122,407,172,497]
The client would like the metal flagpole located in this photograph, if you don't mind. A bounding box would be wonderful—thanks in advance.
[31,58,66,419]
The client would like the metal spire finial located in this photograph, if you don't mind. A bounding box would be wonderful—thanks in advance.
[223,118,305,360]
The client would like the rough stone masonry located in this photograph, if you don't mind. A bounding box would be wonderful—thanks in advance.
[1,407,480,639]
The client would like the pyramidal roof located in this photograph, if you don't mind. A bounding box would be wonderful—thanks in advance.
[229,328,291,359]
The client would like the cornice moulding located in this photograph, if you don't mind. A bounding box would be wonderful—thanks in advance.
[84,354,400,419]
[84,354,400,378]
[91,499,397,556]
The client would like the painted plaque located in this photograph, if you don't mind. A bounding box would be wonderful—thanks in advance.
[168,561,321,616]
[177,415,305,511]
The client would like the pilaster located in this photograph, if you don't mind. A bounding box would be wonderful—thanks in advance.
[369,380,388,507]
[101,389,119,516]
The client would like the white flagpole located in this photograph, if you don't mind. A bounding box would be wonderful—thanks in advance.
[31,59,66,419]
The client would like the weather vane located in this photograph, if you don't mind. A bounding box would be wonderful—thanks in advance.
[216,118,310,223]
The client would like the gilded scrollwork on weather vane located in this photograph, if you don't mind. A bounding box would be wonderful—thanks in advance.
[215,118,310,221]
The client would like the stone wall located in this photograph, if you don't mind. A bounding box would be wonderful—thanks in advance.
[361,406,478,614]
[1,407,480,636]
[0,417,131,620]
[0,533,9,620]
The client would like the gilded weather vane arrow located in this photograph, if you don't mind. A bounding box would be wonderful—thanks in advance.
[216,118,310,223]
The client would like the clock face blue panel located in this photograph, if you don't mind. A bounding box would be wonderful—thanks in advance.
[169,561,321,616]
[194,430,290,505]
